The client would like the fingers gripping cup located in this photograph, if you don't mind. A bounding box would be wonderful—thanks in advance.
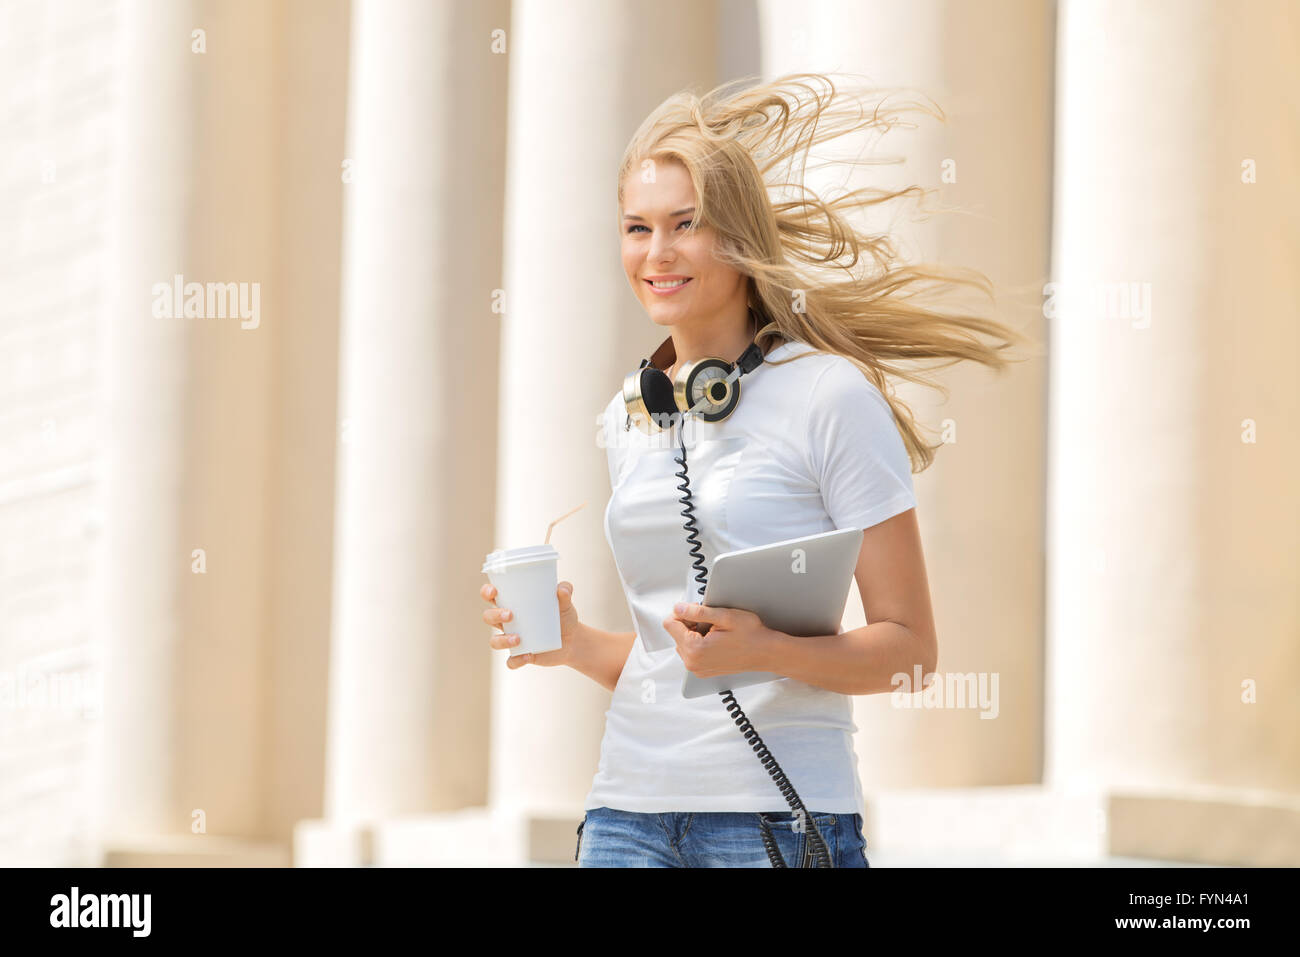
[481,545,563,656]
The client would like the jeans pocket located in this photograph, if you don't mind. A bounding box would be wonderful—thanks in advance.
[801,814,837,866]
[575,815,586,863]
[758,811,836,829]
[755,811,837,867]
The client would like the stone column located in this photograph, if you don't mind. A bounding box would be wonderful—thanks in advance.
[321,0,508,829]
[98,0,283,864]
[355,0,726,865]
[1045,0,1300,862]
[98,0,198,853]
[486,0,724,821]
[759,0,1053,788]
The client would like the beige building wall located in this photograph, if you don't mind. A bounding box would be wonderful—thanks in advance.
[0,0,346,865]
[0,0,119,867]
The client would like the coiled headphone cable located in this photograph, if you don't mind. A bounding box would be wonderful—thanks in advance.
[673,424,833,868]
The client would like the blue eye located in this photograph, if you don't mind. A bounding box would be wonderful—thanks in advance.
[625,219,693,235]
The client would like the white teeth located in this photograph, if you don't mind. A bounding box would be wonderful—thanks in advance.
[650,279,688,288]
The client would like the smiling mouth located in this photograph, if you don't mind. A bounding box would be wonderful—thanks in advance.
[645,278,692,290]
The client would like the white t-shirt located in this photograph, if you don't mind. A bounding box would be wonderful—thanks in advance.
[585,339,918,817]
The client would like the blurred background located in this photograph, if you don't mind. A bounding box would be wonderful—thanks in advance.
[0,0,1296,867]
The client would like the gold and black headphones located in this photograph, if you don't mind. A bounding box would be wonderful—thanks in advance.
[623,312,774,434]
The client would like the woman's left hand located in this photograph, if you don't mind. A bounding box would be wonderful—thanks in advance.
[662,602,778,677]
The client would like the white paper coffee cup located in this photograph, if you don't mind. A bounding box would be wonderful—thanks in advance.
[481,544,563,656]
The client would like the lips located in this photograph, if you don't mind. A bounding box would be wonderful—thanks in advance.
[645,277,692,295]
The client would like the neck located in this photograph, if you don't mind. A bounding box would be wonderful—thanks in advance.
[663,304,760,378]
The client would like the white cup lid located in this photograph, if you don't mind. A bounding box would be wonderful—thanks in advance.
[481,544,559,574]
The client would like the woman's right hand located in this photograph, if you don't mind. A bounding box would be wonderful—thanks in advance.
[480,580,581,669]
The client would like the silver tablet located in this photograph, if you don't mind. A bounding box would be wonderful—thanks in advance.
[680,526,864,699]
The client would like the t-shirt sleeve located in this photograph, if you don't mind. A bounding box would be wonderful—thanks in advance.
[805,358,917,530]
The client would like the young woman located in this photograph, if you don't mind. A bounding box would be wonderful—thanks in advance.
[480,73,1027,867]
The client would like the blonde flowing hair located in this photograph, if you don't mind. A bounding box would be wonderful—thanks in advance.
[616,72,1034,473]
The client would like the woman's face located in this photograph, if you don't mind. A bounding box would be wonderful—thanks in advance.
[620,158,747,330]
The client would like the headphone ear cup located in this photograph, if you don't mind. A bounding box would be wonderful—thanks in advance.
[679,357,741,423]
[640,367,678,422]
[623,366,681,432]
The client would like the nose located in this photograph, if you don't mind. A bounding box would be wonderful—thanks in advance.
[647,227,676,265]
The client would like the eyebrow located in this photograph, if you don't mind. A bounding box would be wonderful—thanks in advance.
[622,207,696,221]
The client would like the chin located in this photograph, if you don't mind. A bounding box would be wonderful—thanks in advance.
[644,305,687,326]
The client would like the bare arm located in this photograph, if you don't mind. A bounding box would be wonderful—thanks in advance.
[568,623,636,693]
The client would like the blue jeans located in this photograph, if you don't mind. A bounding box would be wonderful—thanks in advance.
[575,807,870,868]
